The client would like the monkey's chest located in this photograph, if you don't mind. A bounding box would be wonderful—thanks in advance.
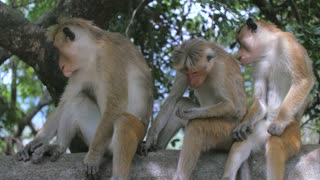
[194,88,220,106]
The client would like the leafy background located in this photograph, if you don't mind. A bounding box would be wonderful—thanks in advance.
[0,0,319,155]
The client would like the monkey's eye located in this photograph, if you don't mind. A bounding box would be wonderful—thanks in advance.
[206,55,215,62]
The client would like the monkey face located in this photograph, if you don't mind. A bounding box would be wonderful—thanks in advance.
[173,40,216,88]
[236,19,274,65]
[52,26,98,77]
[236,25,260,65]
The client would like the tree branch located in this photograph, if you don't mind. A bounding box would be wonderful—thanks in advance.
[36,0,136,28]
[0,1,65,102]
[0,47,11,65]
[1,146,320,179]
[0,0,143,102]
[289,0,303,25]
[252,0,282,26]
[15,91,53,137]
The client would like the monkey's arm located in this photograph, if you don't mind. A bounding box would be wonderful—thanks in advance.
[84,96,122,174]
[268,59,314,136]
[176,97,237,120]
[143,72,188,152]
[233,79,268,141]
[16,103,62,161]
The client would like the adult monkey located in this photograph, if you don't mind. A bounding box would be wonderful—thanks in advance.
[17,18,153,179]
[142,39,248,180]
[222,18,314,180]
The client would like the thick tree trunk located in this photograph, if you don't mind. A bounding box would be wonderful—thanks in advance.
[1,145,319,180]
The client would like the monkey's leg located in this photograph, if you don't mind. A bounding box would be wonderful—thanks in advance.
[266,120,301,180]
[156,97,197,150]
[221,140,253,180]
[222,121,269,180]
[111,113,145,179]
[77,97,100,145]
[173,122,204,180]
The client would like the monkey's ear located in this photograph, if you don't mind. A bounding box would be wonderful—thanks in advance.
[246,18,257,31]
[63,27,75,41]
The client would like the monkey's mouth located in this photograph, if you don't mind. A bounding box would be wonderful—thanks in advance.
[187,70,206,88]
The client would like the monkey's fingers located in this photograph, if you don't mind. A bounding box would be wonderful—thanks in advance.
[85,164,100,179]
[176,107,189,120]
[50,146,64,162]
[31,144,50,164]
[16,148,31,161]
[136,142,149,156]
[84,154,102,179]
[30,141,43,152]
[233,127,247,141]
[267,122,285,136]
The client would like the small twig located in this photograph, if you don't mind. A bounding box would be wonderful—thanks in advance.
[125,0,146,38]
[15,91,53,137]
[289,0,302,25]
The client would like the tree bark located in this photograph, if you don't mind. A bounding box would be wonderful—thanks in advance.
[1,145,319,180]
[0,0,144,102]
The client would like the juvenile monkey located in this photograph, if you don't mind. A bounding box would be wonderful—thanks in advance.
[17,18,153,179]
[222,18,314,180]
[143,39,248,180]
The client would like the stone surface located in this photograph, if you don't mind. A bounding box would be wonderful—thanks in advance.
[1,145,319,180]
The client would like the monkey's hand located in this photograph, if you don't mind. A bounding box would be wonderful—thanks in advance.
[233,121,253,141]
[176,107,200,120]
[267,120,288,136]
[137,141,159,156]
[84,151,102,178]
[31,144,65,164]
[16,138,45,162]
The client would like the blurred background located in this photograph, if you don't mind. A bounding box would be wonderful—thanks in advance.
[0,0,319,155]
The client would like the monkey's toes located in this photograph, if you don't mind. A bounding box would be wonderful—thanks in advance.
[85,163,100,179]
[16,149,30,161]
[84,156,101,179]
[50,150,62,162]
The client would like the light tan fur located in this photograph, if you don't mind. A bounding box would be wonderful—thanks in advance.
[17,18,153,180]
[143,39,247,180]
[222,18,314,180]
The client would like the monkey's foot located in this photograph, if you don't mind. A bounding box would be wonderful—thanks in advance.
[267,121,287,136]
[16,139,44,162]
[111,176,126,180]
[137,141,159,156]
[221,177,231,180]
[84,152,102,178]
[31,144,65,164]
[173,172,187,180]
[137,141,148,156]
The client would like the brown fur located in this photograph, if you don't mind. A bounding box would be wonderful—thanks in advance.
[18,18,153,180]
[222,19,314,180]
[144,39,247,180]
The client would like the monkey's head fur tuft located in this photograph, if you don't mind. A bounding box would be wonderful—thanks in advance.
[172,39,206,70]
[246,18,258,31]
[46,17,104,42]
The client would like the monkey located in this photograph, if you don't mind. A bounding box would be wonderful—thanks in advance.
[221,18,315,180]
[142,39,248,180]
[16,17,153,179]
